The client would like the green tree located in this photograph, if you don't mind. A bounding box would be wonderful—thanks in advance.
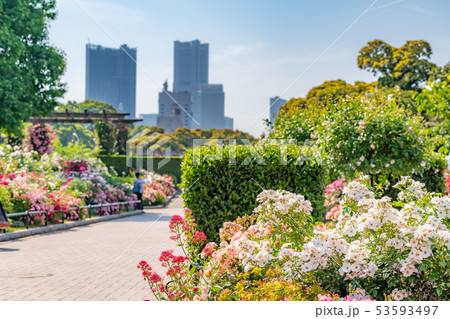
[129,125,164,139]
[277,97,309,116]
[53,124,96,148]
[56,100,118,113]
[357,40,436,90]
[0,0,66,135]
[306,79,376,104]
[52,100,118,148]
[415,75,450,154]
[316,91,426,182]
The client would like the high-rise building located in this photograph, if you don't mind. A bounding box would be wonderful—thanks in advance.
[85,43,137,118]
[269,96,287,128]
[173,40,209,94]
[197,84,225,130]
[157,85,192,133]
[224,116,234,130]
[173,40,209,128]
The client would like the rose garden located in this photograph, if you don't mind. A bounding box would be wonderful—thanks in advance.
[2,0,450,304]
[3,79,450,301]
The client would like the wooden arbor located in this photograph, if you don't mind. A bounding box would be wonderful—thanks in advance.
[29,110,142,154]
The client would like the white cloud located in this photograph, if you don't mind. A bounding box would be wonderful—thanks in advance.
[211,42,264,64]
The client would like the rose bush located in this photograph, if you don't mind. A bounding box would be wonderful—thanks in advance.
[139,176,450,301]
[0,140,176,228]
[24,123,56,155]
[142,172,175,206]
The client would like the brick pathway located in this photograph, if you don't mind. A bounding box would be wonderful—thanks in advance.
[0,195,185,301]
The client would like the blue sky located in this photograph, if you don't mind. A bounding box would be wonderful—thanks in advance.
[49,0,450,136]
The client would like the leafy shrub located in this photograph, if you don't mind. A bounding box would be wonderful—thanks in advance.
[270,100,326,144]
[412,150,446,194]
[181,144,326,243]
[95,121,117,155]
[217,278,327,301]
[316,92,426,183]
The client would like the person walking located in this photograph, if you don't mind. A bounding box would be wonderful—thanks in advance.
[133,172,149,210]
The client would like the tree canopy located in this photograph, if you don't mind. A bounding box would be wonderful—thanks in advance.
[0,0,66,135]
[357,40,437,91]
[306,79,377,104]
[55,100,118,113]
[52,100,118,148]
[128,126,256,155]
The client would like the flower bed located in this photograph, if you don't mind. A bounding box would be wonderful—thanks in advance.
[142,172,176,206]
[138,176,450,301]
[0,142,176,230]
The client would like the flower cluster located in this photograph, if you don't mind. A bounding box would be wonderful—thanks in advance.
[1,172,83,224]
[138,214,206,300]
[142,173,176,206]
[139,176,450,301]
[25,123,56,155]
[324,178,347,210]
[294,176,450,299]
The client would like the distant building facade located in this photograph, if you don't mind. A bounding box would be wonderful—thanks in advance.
[173,40,209,94]
[224,116,234,130]
[157,83,192,133]
[170,39,233,131]
[85,43,137,118]
[269,96,287,128]
[173,40,209,129]
[197,84,225,130]
[139,114,158,127]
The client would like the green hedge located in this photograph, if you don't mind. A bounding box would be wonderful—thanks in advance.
[98,155,183,182]
[181,144,327,243]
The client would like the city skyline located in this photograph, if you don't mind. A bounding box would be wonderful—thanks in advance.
[49,0,450,136]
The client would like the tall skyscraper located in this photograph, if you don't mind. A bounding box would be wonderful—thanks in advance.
[173,40,209,93]
[269,96,287,128]
[197,84,225,130]
[85,43,137,118]
[173,40,209,128]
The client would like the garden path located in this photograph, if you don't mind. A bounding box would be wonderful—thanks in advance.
[0,195,184,301]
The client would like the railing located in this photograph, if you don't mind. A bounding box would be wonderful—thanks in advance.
[2,200,141,233]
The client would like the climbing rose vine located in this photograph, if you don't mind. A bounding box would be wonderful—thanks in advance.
[25,123,56,155]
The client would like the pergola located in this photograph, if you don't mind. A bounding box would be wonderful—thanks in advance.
[29,110,142,154]
[29,110,142,126]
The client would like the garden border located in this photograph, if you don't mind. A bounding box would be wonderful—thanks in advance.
[0,209,144,242]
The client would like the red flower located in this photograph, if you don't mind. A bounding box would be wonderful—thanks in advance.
[159,250,174,262]
[172,256,188,263]
[149,273,162,283]
[169,215,186,232]
[192,231,207,244]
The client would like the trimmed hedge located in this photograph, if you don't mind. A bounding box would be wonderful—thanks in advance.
[98,155,183,182]
[181,144,327,243]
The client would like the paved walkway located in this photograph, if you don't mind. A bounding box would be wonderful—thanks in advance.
[0,196,184,301]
